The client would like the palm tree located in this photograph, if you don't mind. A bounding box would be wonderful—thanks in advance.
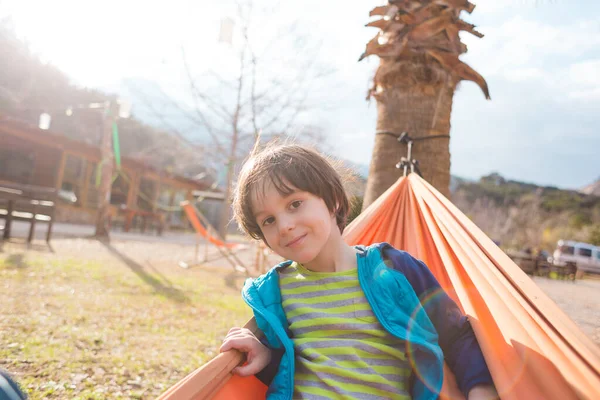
[360,0,489,209]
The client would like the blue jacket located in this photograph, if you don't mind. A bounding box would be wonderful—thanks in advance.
[242,243,493,400]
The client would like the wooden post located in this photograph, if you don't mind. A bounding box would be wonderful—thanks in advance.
[3,200,13,240]
[152,179,160,213]
[95,102,118,240]
[204,237,209,262]
[55,151,67,190]
[164,189,175,231]
[126,171,138,209]
[27,202,37,243]
[80,160,93,209]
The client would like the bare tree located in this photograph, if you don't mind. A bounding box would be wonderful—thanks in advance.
[129,0,333,237]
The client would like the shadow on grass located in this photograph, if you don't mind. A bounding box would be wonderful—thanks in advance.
[100,240,191,305]
[0,238,55,254]
[145,260,179,291]
[4,253,28,269]
[223,271,247,291]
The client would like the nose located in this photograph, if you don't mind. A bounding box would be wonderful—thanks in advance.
[277,214,295,235]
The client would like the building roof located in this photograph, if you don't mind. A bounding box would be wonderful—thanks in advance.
[0,115,215,192]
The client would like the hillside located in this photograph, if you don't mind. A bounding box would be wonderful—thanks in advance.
[0,23,209,180]
[338,167,600,252]
[581,177,600,196]
[452,173,600,250]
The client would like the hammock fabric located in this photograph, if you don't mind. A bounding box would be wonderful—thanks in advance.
[160,174,600,400]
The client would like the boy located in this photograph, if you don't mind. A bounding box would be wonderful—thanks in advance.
[221,143,497,399]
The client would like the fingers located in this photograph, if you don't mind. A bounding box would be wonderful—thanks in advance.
[220,328,246,352]
[233,350,271,377]
[219,327,272,377]
[223,327,251,340]
[220,337,245,353]
[234,363,261,377]
[219,328,257,353]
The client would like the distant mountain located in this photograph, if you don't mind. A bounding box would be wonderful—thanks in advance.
[580,177,600,196]
[117,78,212,145]
[452,173,600,250]
[450,175,475,193]
[340,159,369,179]
[0,26,207,179]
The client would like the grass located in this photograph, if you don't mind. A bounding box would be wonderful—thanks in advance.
[0,245,252,399]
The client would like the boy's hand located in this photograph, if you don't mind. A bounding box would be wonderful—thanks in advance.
[220,327,272,376]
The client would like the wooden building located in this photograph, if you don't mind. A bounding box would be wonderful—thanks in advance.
[0,116,213,231]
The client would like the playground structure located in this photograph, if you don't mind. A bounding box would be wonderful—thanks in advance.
[179,200,261,276]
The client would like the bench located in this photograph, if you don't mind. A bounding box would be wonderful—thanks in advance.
[0,184,57,243]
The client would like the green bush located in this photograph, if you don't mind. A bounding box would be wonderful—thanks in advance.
[589,225,600,246]
[570,212,592,229]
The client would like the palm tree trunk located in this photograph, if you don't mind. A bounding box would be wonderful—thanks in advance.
[363,61,457,210]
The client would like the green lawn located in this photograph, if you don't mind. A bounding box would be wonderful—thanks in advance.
[0,246,252,399]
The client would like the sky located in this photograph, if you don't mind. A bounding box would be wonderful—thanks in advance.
[1,0,599,189]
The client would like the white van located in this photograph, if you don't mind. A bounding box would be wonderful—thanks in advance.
[552,240,600,273]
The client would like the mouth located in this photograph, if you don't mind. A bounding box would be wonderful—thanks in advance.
[285,234,307,248]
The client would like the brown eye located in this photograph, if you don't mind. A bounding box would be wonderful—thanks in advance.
[290,200,302,210]
[262,217,275,226]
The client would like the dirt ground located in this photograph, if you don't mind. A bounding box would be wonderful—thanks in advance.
[531,275,600,345]
[1,234,599,399]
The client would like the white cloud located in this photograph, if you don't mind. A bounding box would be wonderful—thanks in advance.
[568,60,600,85]
[567,88,600,101]
[475,0,547,14]
[503,67,547,81]
[463,15,600,78]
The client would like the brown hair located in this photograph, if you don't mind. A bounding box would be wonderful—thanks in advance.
[232,143,350,242]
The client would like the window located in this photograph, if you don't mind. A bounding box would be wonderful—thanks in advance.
[559,245,574,255]
[137,178,156,211]
[110,172,130,206]
[158,187,173,209]
[63,155,85,183]
[0,148,34,183]
[61,154,86,206]
[169,190,187,226]
[596,251,600,261]
[86,162,99,209]
[577,248,592,258]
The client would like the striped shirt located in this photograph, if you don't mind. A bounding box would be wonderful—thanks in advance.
[279,262,411,400]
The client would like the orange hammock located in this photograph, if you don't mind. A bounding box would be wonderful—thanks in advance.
[160,174,600,400]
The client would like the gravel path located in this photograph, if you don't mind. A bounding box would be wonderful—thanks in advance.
[532,276,600,345]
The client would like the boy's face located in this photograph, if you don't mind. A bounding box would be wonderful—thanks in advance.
[251,179,337,265]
